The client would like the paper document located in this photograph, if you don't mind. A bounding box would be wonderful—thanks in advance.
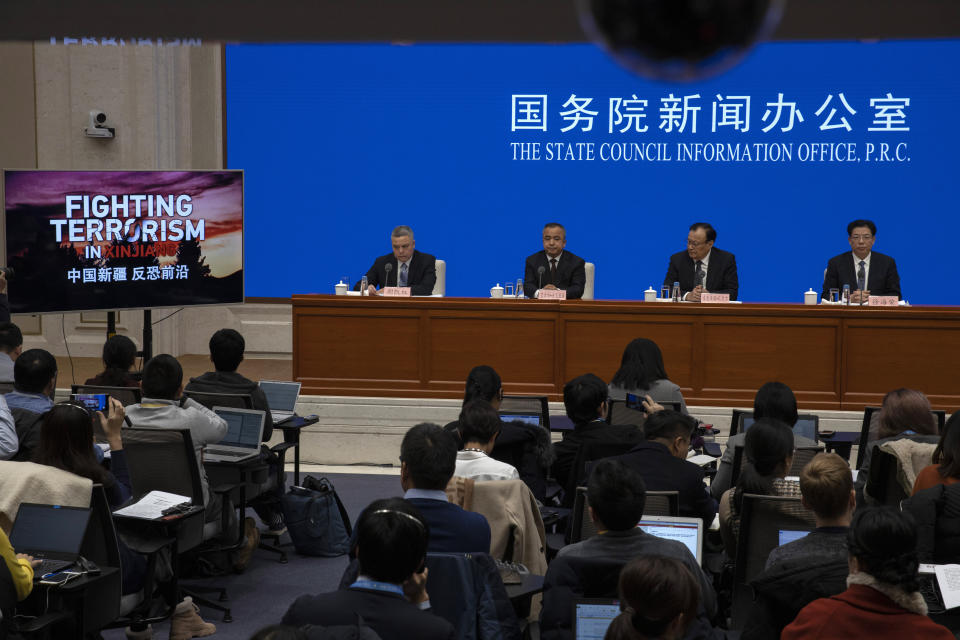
[114,490,191,519]
[935,564,960,610]
[687,454,717,467]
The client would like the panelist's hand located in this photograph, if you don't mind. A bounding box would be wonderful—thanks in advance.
[686,285,704,302]
[851,289,870,304]
[642,395,665,414]
[542,284,558,290]
[367,285,379,296]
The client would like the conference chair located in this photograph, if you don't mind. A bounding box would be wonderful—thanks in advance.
[490,420,552,503]
[855,406,946,470]
[432,259,446,296]
[568,487,679,544]
[70,384,142,407]
[468,479,547,577]
[539,555,624,640]
[181,390,254,410]
[730,493,816,629]
[863,447,910,506]
[730,444,824,487]
[499,395,551,430]
[582,262,595,300]
[564,440,638,508]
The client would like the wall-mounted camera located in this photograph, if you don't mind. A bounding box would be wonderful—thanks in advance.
[84,109,115,139]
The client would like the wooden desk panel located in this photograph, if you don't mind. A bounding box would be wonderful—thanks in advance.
[292,296,960,409]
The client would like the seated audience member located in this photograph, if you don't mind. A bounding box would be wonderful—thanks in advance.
[552,374,644,494]
[607,338,687,413]
[0,321,23,383]
[84,334,140,387]
[283,498,455,640]
[712,382,816,500]
[400,423,491,553]
[603,556,700,640]
[1,527,38,602]
[0,272,10,323]
[719,419,798,554]
[444,365,504,441]
[453,400,520,482]
[185,328,283,534]
[5,348,57,461]
[782,507,953,640]
[540,460,717,640]
[742,453,854,640]
[0,395,15,462]
[912,411,960,495]
[609,410,716,526]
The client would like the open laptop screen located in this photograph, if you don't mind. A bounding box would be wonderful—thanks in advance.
[743,416,818,441]
[258,380,300,412]
[499,413,541,427]
[637,516,703,565]
[574,599,620,640]
[10,504,91,557]
[214,408,265,447]
[778,529,810,546]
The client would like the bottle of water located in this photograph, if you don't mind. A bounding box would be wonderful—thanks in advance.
[361,275,368,296]
[842,284,850,305]
[672,281,681,302]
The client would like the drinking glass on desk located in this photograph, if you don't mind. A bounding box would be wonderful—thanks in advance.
[829,288,839,303]
[505,282,514,297]
[341,276,350,289]
[661,286,671,300]
[516,278,524,299]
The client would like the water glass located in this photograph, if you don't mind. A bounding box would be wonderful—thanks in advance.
[660,286,671,300]
[829,288,839,303]
[516,278,524,299]
[505,282,514,297]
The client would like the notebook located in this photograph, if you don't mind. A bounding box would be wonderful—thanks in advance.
[636,515,704,566]
[258,380,302,423]
[204,407,266,463]
[573,598,620,640]
[9,503,92,577]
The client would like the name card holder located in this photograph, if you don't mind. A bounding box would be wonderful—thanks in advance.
[867,295,898,307]
[382,287,412,297]
[538,289,567,301]
[701,293,730,304]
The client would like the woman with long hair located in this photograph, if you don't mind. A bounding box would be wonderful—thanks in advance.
[608,338,687,413]
[85,334,139,388]
[603,555,700,640]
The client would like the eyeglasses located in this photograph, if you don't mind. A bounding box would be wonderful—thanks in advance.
[687,240,707,247]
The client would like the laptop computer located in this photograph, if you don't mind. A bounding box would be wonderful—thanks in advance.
[742,414,820,442]
[204,407,266,463]
[9,503,92,577]
[636,515,704,566]
[499,413,541,427]
[573,598,620,640]
[258,380,302,424]
[778,529,810,546]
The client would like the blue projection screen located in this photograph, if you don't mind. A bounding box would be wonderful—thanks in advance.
[226,40,958,303]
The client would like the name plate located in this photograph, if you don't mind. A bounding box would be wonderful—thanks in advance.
[701,293,730,303]
[868,295,898,307]
[539,288,567,301]
[382,287,411,297]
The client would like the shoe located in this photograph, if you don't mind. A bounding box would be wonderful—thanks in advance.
[169,597,215,640]
[125,624,153,639]
[260,513,287,537]
[232,517,260,572]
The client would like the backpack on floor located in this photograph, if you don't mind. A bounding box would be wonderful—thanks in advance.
[281,476,353,557]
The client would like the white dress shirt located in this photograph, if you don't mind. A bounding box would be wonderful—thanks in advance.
[535,251,564,298]
[454,450,520,482]
[852,251,871,291]
[683,250,711,300]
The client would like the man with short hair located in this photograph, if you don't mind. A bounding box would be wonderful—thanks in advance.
[523,223,587,299]
[453,400,520,482]
[663,222,739,302]
[540,460,718,640]
[401,423,491,553]
[821,219,901,302]
[5,348,56,461]
[741,453,854,640]
[0,322,23,383]
[610,410,717,526]
[283,498,455,640]
[359,226,437,296]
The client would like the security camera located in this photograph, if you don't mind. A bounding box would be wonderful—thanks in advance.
[84,109,115,139]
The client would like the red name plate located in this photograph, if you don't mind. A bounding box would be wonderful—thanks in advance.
[539,289,567,300]
[867,296,898,307]
[382,287,411,297]
[701,293,730,303]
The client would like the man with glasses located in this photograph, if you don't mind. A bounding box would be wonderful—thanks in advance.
[822,219,901,302]
[662,222,739,302]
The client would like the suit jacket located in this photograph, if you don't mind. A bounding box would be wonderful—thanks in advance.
[663,248,739,300]
[406,497,492,554]
[359,250,437,296]
[821,251,901,299]
[283,587,455,640]
[609,441,718,526]
[523,251,586,299]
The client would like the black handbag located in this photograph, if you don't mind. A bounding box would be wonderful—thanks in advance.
[281,475,353,557]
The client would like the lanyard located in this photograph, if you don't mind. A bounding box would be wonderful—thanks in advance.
[350,580,404,596]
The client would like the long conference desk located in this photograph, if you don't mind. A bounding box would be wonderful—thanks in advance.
[291,295,960,410]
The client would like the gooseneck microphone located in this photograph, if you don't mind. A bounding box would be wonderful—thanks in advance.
[537,266,545,291]
[384,263,393,288]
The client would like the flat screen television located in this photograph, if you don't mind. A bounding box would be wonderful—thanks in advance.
[2,170,244,314]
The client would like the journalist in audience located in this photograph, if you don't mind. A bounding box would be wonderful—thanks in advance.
[607,338,687,413]
[0,528,38,602]
[84,334,139,387]
[283,498,455,640]
[453,400,520,482]
[0,321,23,383]
[912,410,960,494]
[719,419,798,555]
[400,423,491,553]
[5,348,57,461]
[741,453,854,640]
[782,507,953,639]
[711,382,815,500]
[603,556,700,640]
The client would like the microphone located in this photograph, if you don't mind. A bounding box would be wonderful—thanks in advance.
[537,266,545,291]
[384,263,393,288]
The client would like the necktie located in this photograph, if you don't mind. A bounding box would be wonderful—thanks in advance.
[549,258,558,284]
[399,262,408,287]
[694,261,704,287]
[857,260,866,291]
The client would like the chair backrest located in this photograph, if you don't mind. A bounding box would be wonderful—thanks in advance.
[729,409,752,438]
[181,389,254,411]
[583,262,595,300]
[856,407,944,470]
[432,258,446,296]
[731,445,824,487]
[566,439,639,507]
[645,491,680,517]
[864,446,909,506]
[499,395,550,430]
[120,428,204,505]
[731,493,815,629]
[605,400,645,428]
[569,486,596,544]
[78,484,123,634]
[489,423,549,502]
[71,384,142,407]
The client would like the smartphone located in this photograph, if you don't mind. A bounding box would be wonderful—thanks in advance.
[71,393,108,412]
[625,393,644,411]
[39,571,73,586]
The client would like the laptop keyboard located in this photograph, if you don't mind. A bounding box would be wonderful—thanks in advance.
[207,449,249,458]
[36,559,73,576]
[919,574,945,614]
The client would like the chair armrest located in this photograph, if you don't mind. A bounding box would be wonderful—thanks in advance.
[270,441,297,455]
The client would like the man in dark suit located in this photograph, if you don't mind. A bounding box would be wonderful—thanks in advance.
[821,219,901,302]
[359,225,437,296]
[609,410,717,526]
[523,223,587,299]
[662,222,738,301]
[283,497,455,640]
[401,423,492,553]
